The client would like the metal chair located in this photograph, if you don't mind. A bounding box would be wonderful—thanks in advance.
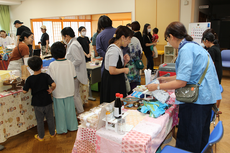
[161,121,224,153]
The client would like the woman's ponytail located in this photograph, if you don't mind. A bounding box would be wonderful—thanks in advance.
[202,29,218,44]
[108,26,133,45]
[109,37,116,45]
[185,34,193,41]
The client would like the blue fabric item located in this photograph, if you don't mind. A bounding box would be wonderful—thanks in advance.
[175,39,222,105]
[131,91,143,98]
[123,102,127,105]
[127,104,133,108]
[43,58,55,67]
[140,101,168,118]
[140,105,149,113]
[2,53,8,60]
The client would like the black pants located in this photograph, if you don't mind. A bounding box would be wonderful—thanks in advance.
[28,45,33,57]
[176,103,213,153]
[146,55,154,72]
[34,104,55,138]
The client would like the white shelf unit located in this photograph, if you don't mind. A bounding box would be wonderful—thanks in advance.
[164,45,176,63]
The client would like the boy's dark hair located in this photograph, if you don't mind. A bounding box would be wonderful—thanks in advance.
[28,56,43,71]
[51,42,66,59]
[153,28,159,34]
[61,27,75,37]
[78,26,86,32]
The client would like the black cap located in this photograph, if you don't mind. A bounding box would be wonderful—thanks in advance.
[14,20,23,25]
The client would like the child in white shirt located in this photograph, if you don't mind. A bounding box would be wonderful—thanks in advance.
[49,42,78,134]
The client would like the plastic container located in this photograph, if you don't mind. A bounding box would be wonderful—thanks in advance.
[159,63,176,77]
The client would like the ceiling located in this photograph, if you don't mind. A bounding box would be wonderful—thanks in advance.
[0,0,26,5]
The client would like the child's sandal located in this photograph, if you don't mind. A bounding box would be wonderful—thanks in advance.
[34,134,44,141]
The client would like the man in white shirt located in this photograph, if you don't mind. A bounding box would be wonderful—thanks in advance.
[0,30,14,49]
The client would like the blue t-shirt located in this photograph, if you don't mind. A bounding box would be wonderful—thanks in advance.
[175,39,222,105]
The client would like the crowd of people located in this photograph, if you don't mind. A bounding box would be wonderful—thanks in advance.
[0,15,223,153]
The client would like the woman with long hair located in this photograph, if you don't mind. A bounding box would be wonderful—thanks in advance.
[142,23,156,72]
[202,29,222,109]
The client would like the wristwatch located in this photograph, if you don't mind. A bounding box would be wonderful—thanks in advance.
[157,84,160,90]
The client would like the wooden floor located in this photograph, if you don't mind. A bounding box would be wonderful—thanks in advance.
[1,71,230,153]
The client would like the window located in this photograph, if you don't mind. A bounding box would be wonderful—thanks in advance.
[32,22,42,45]
[31,15,92,46]
[52,22,62,43]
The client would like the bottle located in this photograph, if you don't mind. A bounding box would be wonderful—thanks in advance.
[120,94,124,115]
[114,93,122,119]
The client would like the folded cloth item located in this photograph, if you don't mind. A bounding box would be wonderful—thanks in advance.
[138,101,169,118]
[152,90,170,103]
[2,53,8,60]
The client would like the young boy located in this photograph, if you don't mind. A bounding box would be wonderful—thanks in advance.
[49,42,78,134]
[23,56,56,141]
[77,26,91,62]
[152,28,159,43]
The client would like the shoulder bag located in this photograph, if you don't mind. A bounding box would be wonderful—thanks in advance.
[175,54,210,103]
[134,59,144,70]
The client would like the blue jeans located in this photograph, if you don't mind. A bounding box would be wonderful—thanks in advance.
[146,55,154,71]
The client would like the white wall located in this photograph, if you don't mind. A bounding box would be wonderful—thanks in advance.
[180,0,192,30]
[9,0,135,31]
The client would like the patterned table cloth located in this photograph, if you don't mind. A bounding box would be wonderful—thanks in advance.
[72,91,178,153]
[0,89,36,143]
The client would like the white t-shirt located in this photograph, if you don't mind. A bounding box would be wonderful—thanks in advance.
[48,59,77,98]
[0,36,14,48]
[104,44,124,71]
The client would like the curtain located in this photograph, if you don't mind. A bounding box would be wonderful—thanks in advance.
[0,5,10,33]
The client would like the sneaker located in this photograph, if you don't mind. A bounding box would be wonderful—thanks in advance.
[34,134,44,141]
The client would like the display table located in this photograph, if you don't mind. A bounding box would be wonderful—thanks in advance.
[0,89,36,143]
[86,62,101,101]
[72,91,178,153]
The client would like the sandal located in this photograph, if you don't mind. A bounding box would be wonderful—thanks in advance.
[50,130,57,138]
[34,134,44,141]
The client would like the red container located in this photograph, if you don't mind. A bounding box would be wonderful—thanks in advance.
[158,63,176,77]
[159,71,176,77]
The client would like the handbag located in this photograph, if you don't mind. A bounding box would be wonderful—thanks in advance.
[175,54,210,103]
[134,59,144,69]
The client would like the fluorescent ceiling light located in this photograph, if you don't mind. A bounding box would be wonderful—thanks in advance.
[0,0,21,5]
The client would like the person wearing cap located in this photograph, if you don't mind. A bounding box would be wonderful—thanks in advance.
[0,30,14,49]
[40,25,50,55]
[14,20,33,56]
